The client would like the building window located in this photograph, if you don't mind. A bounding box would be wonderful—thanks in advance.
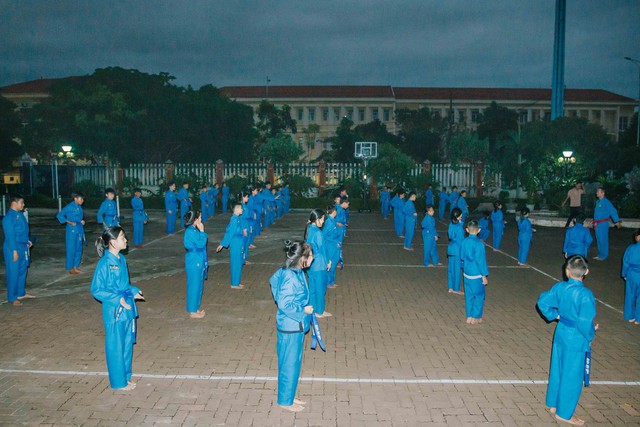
[322,108,329,121]
[334,108,340,122]
[619,116,630,133]
[308,107,315,121]
[531,110,539,122]
[358,108,365,122]
[346,108,353,120]
[383,108,390,122]
[297,108,303,121]
[519,111,528,124]
[472,109,480,123]
[372,109,379,121]
[458,110,465,123]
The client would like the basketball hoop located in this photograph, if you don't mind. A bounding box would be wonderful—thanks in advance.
[354,142,377,213]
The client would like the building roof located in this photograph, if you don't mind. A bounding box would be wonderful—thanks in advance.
[220,85,396,99]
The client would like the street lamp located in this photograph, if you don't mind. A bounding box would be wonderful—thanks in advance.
[625,56,640,146]
[51,145,74,200]
[558,150,575,179]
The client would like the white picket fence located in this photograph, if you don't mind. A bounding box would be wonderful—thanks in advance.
[73,162,500,195]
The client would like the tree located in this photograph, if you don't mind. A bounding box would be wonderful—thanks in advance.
[301,123,320,160]
[256,100,297,140]
[366,143,415,186]
[327,117,356,162]
[258,133,303,164]
[477,101,518,155]
[446,131,489,166]
[616,113,640,175]
[395,107,447,162]
[0,97,23,169]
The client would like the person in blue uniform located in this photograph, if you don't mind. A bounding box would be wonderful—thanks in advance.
[239,192,252,265]
[461,220,489,324]
[56,192,85,275]
[177,182,192,228]
[339,188,350,225]
[335,196,348,269]
[592,188,621,261]
[403,192,418,250]
[380,185,391,219]
[281,182,291,214]
[421,204,441,267]
[424,184,434,207]
[390,189,406,238]
[183,210,208,318]
[275,186,285,219]
[3,194,34,306]
[438,187,448,221]
[216,202,245,289]
[305,209,331,318]
[458,190,469,223]
[209,183,220,217]
[449,186,460,212]
[447,208,465,295]
[260,182,279,230]
[323,205,342,288]
[563,214,593,259]
[478,211,491,241]
[199,185,210,222]
[537,256,597,426]
[97,188,119,230]
[490,200,506,251]
[269,240,314,413]
[622,230,640,324]
[131,189,147,248]
[165,182,178,235]
[91,226,144,390]
[221,182,230,213]
[517,207,536,266]
[247,186,261,244]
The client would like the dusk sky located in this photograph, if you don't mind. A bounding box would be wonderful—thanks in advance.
[1,1,639,99]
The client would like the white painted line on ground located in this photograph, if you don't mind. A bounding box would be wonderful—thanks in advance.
[245,262,532,269]
[1,368,638,386]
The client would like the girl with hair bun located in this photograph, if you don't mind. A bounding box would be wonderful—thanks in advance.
[91,226,144,390]
[305,209,331,318]
[183,210,208,318]
[269,240,314,412]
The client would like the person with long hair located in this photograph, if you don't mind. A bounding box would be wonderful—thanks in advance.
[269,240,314,412]
[305,209,331,318]
[217,202,245,289]
[490,200,506,251]
[447,208,464,295]
[91,226,144,390]
[184,210,208,318]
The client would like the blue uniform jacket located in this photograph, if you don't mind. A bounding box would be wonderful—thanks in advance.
[593,196,619,222]
[537,278,596,352]
[491,209,504,230]
[56,202,84,236]
[322,215,342,248]
[131,196,146,221]
[421,215,439,239]
[447,222,464,256]
[240,202,252,231]
[177,188,191,209]
[221,186,230,199]
[3,208,30,258]
[209,188,219,205]
[518,218,533,238]
[220,214,243,248]
[449,191,460,208]
[458,196,469,217]
[184,226,208,270]
[199,191,210,209]
[425,189,434,206]
[461,234,489,277]
[622,242,640,279]
[165,190,177,212]
[381,190,390,204]
[563,224,593,256]
[306,224,328,272]
[438,191,448,206]
[403,200,417,223]
[270,267,310,333]
[91,252,141,324]
[97,199,118,227]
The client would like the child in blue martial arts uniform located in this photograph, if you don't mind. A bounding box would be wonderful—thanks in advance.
[458,190,469,223]
[3,194,35,306]
[449,186,460,212]
[425,184,434,206]
[217,202,245,289]
[281,182,291,214]
[97,188,119,230]
[305,209,332,318]
[438,187,448,221]
[537,256,597,426]
[131,188,147,248]
[478,211,491,241]
[622,230,640,324]
[323,205,342,288]
[165,182,178,235]
[421,204,441,267]
[593,187,621,261]
[247,186,261,244]
[403,192,418,250]
[461,220,489,324]
[209,183,219,217]
[91,226,144,390]
[517,207,536,266]
[380,185,391,219]
[56,192,85,275]
[269,240,314,413]
[199,185,210,222]
[490,200,506,250]
[563,214,593,259]
[239,192,252,265]
[177,182,192,228]
[184,210,208,318]
[221,182,230,213]
[447,208,465,295]
[390,189,406,238]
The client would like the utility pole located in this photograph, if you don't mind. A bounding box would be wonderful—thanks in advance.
[551,0,566,120]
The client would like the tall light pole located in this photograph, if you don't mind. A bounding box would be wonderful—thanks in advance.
[624,56,640,146]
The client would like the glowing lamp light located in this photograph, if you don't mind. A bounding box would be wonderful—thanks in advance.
[562,150,573,158]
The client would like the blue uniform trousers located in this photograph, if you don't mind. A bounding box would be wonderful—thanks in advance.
[229,240,243,286]
[3,246,28,302]
[166,211,177,234]
[624,271,640,321]
[65,228,83,270]
[201,206,209,222]
[133,219,144,246]
[382,201,390,219]
[595,222,610,259]
[222,197,229,213]
[404,218,416,249]
[464,277,485,318]
[438,203,446,221]
[492,227,504,249]
[447,255,461,292]
[326,245,340,286]
[180,204,189,228]
[277,330,305,406]
[185,265,205,312]
[104,317,135,389]
[393,213,404,237]
[546,344,586,420]
[242,235,250,265]
[518,235,532,264]
[308,269,327,315]
[422,233,439,265]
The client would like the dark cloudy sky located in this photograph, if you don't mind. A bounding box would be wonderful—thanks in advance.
[1,1,639,98]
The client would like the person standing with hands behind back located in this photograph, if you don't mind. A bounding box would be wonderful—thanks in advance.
[269,240,314,412]
[184,210,208,318]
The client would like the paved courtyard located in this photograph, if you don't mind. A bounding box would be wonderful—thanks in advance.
[1,208,639,426]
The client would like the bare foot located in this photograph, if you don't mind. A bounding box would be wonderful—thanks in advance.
[476,318,483,324]
[128,380,136,386]
[12,300,23,307]
[593,257,604,261]
[466,317,473,324]
[118,382,136,391]
[548,407,556,415]
[399,236,404,239]
[403,247,414,251]
[321,311,332,317]
[279,403,304,412]
[436,263,443,266]
[327,284,338,288]
[555,414,584,425]
[189,310,205,318]
[231,285,245,289]
[426,264,434,268]
[73,267,83,273]
[493,248,499,252]
[18,294,35,299]
[249,244,257,249]
[635,321,640,325]
[293,398,306,405]
[69,269,79,275]
[448,289,455,293]
[517,262,526,266]
[628,319,636,323]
